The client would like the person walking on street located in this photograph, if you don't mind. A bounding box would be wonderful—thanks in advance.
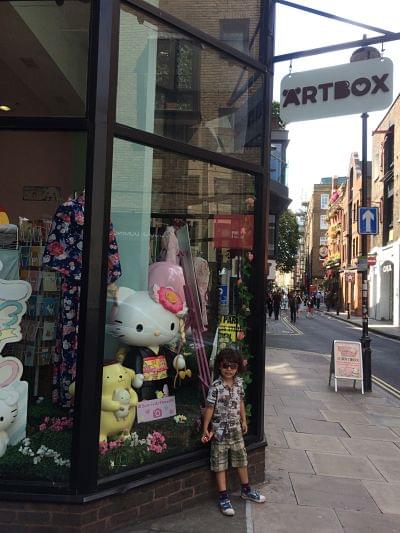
[315,290,321,310]
[288,291,297,323]
[272,291,282,320]
[306,296,315,318]
[202,348,266,516]
[266,291,273,318]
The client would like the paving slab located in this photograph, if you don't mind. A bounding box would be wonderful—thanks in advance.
[336,509,400,532]
[290,473,380,512]
[366,414,400,427]
[307,452,384,481]
[252,503,343,533]
[266,447,314,474]
[291,417,349,437]
[363,481,400,514]
[341,424,399,441]
[263,470,297,503]
[368,456,400,482]
[279,397,326,409]
[265,403,278,415]
[265,414,295,430]
[266,428,289,448]
[340,437,400,458]
[306,391,350,402]
[364,405,400,416]
[284,431,349,455]
[321,409,371,425]
[275,406,326,420]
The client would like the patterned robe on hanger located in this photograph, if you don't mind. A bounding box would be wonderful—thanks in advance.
[43,195,122,407]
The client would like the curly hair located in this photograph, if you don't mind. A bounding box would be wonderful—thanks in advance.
[214,348,245,377]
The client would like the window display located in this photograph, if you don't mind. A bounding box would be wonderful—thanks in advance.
[98,139,256,478]
[0,131,86,482]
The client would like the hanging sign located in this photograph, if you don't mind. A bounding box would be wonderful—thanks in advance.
[329,340,364,394]
[280,57,393,123]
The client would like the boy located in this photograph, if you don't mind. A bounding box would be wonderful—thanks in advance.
[202,348,265,516]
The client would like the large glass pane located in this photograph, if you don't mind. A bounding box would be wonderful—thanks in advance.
[98,138,256,478]
[0,1,90,117]
[117,5,263,165]
[145,0,263,59]
[0,131,86,483]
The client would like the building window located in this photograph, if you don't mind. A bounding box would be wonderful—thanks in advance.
[220,19,250,53]
[383,176,394,244]
[270,143,285,184]
[320,215,328,230]
[320,236,327,245]
[320,193,329,210]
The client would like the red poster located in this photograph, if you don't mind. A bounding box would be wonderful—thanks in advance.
[213,215,254,249]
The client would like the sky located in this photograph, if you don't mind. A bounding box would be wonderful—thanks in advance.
[273,0,400,211]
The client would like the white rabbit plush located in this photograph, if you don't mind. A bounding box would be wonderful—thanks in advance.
[0,386,19,457]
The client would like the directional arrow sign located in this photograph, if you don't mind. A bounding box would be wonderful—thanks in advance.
[358,207,379,235]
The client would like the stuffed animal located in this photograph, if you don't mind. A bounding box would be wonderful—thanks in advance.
[107,288,181,400]
[0,386,19,457]
[99,363,139,442]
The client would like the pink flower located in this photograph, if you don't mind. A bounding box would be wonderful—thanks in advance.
[39,423,46,431]
[48,242,65,257]
[157,287,183,314]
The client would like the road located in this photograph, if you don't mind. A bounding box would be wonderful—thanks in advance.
[266,309,400,393]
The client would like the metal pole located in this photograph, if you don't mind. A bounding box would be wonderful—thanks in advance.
[360,112,372,392]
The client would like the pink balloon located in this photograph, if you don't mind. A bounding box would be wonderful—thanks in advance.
[148,262,186,304]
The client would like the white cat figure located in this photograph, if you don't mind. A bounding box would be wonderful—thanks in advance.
[107,288,180,400]
[0,387,19,457]
[112,388,131,420]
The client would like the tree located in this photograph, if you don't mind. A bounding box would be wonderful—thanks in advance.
[276,210,300,273]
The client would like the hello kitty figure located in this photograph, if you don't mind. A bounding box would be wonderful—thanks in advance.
[107,287,182,400]
[0,386,19,457]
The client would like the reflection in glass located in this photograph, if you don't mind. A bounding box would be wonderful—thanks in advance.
[0,1,91,116]
[145,0,262,59]
[99,138,255,477]
[0,131,87,482]
[117,5,263,164]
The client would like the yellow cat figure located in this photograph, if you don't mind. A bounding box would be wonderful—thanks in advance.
[99,363,139,442]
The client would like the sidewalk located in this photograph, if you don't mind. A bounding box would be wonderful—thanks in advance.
[324,310,400,341]
[125,347,400,532]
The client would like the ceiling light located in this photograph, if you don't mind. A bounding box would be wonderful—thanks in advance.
[0,105,12,112]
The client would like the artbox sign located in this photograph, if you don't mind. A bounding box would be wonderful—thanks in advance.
[280,57,393,123]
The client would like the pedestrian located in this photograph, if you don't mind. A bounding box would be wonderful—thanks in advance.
[272,291,282,320]
[295,292,302,317]
[202,348,266,516]
[266,291,273,318]
[288,291,297,323]
[315,290,321,310]
[306,296,314,318]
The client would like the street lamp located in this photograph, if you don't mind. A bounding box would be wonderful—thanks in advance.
[349,40,380,392]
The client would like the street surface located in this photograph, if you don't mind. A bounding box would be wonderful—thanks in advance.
[266,309,400,394]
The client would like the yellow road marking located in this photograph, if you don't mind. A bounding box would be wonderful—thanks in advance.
[372,375,400,400]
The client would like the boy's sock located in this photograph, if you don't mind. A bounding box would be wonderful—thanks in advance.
[219,490,229,501]
[241,483,251,494]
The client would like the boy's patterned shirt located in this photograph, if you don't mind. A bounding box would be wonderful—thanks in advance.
[206,376,244,441]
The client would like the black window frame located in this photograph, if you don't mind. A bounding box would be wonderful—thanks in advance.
[0,0,274,502]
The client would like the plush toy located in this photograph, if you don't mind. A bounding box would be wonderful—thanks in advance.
[107,287,182,400]
[0,386,19,457]
[99,363,139,442]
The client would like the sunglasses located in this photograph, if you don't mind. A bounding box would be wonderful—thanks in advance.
[221,362,238,370]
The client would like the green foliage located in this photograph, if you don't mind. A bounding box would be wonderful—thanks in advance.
[272,101,286,129]
[276,210,300,273]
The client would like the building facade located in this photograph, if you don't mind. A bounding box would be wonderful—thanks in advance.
[369,94,400,325]
[0,0,277,529]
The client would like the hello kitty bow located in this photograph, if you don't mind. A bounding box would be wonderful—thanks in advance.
[151,285,186,316]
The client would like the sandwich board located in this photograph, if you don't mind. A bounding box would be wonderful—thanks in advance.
[329,340,364,394]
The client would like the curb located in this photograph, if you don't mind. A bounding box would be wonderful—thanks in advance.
[324,311,400,341]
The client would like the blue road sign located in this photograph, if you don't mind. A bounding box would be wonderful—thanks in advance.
[358,207,379,235]
[219,285,228,305]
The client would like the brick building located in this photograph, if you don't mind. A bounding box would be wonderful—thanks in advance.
[369,93,400,325]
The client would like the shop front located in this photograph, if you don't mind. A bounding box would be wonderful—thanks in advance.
[0,0,272,529]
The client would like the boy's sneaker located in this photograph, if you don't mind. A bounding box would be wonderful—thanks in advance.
[241,488,266,503]
[219,498,235,516]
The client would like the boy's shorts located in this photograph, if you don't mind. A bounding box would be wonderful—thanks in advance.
[210,428,247,472]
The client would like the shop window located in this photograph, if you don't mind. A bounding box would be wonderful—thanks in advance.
[98,137,255,478]
[0,131,87,483]
[0,1,90,117]
[145,0,261,58]
[116,4,263,164]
